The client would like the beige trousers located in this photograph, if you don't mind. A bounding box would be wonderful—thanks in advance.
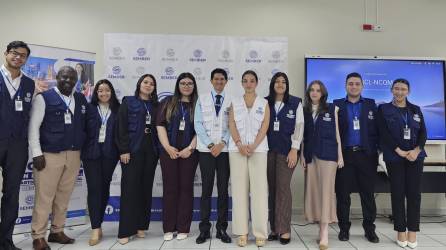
[31,151,81,239]
[229,152,268,239]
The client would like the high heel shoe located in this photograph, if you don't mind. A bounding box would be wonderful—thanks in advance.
[407,241,418,249]
[136,230,145,238]
[118,237,129,245]
[319,244,328,250]
[89,228,102,246]
[396,239,408,248]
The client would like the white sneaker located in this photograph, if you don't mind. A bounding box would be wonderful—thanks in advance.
[177,233,188,240]
[407,241,418,249]
[396,239,408,248]
[164,232,174,241]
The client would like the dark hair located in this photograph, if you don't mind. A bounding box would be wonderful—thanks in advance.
[242,70,258,82]
[345,72,363,84]
[304,80,329,114]
[134,74,159,106]
[90,79,120,113]
[391,78,410,91]
[165,72,198,123]
[210,68,228,80]
[75,63,89,84]
[6,41,31,57]
[266,72,290,106]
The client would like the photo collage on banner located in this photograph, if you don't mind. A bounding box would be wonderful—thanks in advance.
[103,33,288,221]
[13,44,95,234]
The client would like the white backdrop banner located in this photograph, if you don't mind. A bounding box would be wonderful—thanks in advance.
[103,33,288,221]
[12,44,95,234]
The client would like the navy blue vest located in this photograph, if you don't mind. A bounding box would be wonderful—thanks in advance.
[123,96,158,154]
[303,103,338,163]
[267,96,301,156]
[160,97,195,152]
[334,97,379,155]
[0,74,34,141]
[81,103,119,160]
[379,102,427,162]
[40,88,87,153]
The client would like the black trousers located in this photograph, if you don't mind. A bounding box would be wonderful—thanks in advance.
[118,134,158,238]
[83,156,118,229]
[198,152,230,233]
[0,139,28,244]
[335,149,378,233]
[386,159,423,232]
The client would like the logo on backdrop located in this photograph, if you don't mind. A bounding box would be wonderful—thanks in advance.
[162,48,178,62]
[246,50,262,63]
[218,50,234,63]
[223,68,235,81]
[133,48,151,61]
[190,49,207,62]
[108,66,125,79]
[161,66,177,80]
[268,50,284,63]
[193,67,205,81]
[105,205,114,215]
[109,47,125,60]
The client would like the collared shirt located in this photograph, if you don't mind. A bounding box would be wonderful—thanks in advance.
[275,100,304,150]
[194,90,229,146]
[1,64,23,99]
[345,96,363,146]
[28,87,76,157]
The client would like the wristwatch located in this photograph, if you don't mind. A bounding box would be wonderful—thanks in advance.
[207,143,215,149]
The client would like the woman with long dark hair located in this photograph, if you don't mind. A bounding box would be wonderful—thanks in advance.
[82,79,120,246]
[115,74,159,244]
[156,72,199,241]
[265,72,304,244]
[301,80,343,250]
[377,79,427,249]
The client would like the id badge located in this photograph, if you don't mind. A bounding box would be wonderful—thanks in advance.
[274,121,280,131]
[98,124,106,143]
[64,112,72,124]
[15,100,23,111]
[353,117,360,130]
[404,126,411,140]
[145,113,151,125]
[179,119,186,131]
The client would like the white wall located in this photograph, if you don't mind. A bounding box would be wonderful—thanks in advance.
[1,0,446,214]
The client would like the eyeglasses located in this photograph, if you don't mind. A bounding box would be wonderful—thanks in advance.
[179,82,194,87]
[8,50,28,59]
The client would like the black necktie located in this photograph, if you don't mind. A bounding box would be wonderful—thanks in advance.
[215,94,222,116]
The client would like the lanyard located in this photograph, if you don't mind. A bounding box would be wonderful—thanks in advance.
[400,109,409,128]
[144,101,151,115]
[58,93,72,113]
[349,102,361,119]
[97,105,110,125]
[180,102,186,120]
[274,101,283,121]
[0,68,22,99]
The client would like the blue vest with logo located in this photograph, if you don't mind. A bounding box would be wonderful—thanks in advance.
[267,96,301,156]
[379,102,427,162]
[303,103,338,163]
[334,97,379,155]
[40,88,87,153]
[0,75,35,141]
[81,103,119,160]
[159,97,195,152]
[123,96,158,154]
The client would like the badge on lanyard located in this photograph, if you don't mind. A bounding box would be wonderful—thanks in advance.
[353,116,360,130]
[274,102,283,131]
[274,120,280,131]
[64,111,72,124]
[146,113,151,125]
[15,97,23,111]
[404,125,411,140]
[98,124,106,143]
[179,118,186,131]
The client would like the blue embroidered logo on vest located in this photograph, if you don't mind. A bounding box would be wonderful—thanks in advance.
[25,92,32,102]
[368,110,374,120]
[413,113,420,122]
[255,107,264,115]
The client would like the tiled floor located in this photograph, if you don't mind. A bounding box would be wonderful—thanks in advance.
[12,217,446,250]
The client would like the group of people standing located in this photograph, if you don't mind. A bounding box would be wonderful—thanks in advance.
[0,41,427,250]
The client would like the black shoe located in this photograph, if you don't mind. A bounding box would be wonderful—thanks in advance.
[196,232,210,244]
[365,231,379,243]
[2,240,22,250]
[268,233,278,241]
[279,237,291,245]
[216,229,232,243]
[338,230,349,241]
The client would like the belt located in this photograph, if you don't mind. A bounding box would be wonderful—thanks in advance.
[345,146,363,152]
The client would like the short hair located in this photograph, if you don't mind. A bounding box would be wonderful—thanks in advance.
[6,41,31,57]
[345,72,363,83]
[210,68,228,80]
[392,78,410,91]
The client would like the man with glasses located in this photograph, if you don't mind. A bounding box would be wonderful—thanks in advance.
[0,41,35,250]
